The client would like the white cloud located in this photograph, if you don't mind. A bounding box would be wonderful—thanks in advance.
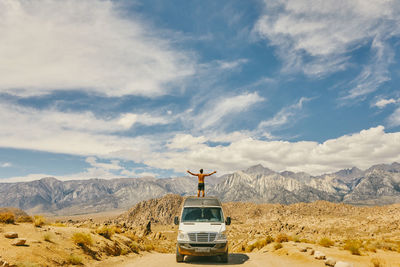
[374,98,398,108]
[388,107,400,127]
[0,0,194,97]
[1,162,12,168]
[145,126,400,176]
[258,97,310,129]
[0,102,158,160]
[217,59,248,70]
[254,0,400,97]
[193,92,265,129]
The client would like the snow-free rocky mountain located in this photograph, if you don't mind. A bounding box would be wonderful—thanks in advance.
[1,163,400,215]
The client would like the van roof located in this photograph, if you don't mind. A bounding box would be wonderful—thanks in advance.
[183,196,222,207]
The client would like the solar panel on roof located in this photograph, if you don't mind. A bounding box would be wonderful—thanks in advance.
[183,197,221,207]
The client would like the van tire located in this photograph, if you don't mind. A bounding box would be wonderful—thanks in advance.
[176,246,184,262]
[220,251,228,263]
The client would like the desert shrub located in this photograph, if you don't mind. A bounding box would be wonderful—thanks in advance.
[121,248,129,255]
[124,231,139,242]
[33,215,46,227]
[364,240,377,253]
[112,226,122,234]
[265,235,274,244]
[274,243,283,250]
[371,257,386,267]
[319,237,334,247]
[96,226,114,239]
[299,238,312,243]
[0,212,15,224]
[103,242,122,256]
[68,254,83,265]
[51,221,66,227]
[43,233,52,242]
[72,232,93,247]
[275,233,289,243]
[16,215,33,223]
[291,235,300,243]
[143,243,154,251]
[343,240,362,255]
[16,262,40,267]
[128,241,140,253]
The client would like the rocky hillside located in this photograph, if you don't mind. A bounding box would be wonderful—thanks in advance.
[0,162,399,215]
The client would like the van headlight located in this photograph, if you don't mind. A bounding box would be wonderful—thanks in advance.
[216,230,227,241]
[178,230,189,241]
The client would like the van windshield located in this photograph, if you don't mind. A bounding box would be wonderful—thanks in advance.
[181,207,223,223]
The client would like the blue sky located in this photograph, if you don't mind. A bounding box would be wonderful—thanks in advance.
[1,0,400,182]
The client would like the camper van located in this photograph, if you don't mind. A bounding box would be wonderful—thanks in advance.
[174,196,231,263]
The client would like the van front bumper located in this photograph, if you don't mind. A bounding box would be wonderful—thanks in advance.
[177,241,228,256]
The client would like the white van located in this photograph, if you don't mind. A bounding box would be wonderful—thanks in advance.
[174,196,231,263]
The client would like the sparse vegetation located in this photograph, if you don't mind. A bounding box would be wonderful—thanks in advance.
[0,212,15,224]
[143,243,154,251]
[319,237,334,247]
[16,215,33,223]
[51,221,66,227]
[33,215,46,227]
[291,235,300,243]
[371,257,386,267]
[96,225,115,239]
[275,233,289,243]
[343,240,362,255]
[274,243,283,250]
[43,233,52,242]
[72,232,93,247]
[16,262,40,267]
[67,254,83,265]
[128,241,140,253]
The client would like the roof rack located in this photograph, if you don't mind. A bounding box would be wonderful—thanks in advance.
[183,196,222,207]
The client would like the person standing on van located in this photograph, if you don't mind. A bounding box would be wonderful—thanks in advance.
[187,169,217,197]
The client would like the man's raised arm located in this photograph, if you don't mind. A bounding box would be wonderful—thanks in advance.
[206,171,217,176]
[187,170,196,176]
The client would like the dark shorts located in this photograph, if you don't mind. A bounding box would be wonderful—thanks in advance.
[198,183,205,191]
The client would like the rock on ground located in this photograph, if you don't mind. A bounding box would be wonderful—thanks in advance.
[12,238,26,246]
[334,262,353,267]
[325,257,336,266]
[4,232,18,239]
[314,250,326,260]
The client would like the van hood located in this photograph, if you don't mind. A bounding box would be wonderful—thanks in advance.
[179,222,225,233]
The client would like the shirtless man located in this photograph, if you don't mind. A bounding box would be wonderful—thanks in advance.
[187,169,217,197]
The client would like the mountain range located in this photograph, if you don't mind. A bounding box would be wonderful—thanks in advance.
[1,162,399,215]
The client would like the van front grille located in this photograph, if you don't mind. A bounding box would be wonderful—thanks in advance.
[188,232,217,242]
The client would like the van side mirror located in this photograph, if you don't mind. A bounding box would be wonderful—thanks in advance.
[174,216,179,225]
[225,216,231,225]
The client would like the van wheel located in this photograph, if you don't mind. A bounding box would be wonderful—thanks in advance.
[220,251,228,263]
[176,246,184,262]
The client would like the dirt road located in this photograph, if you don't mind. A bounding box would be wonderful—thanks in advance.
[98,252,325,267]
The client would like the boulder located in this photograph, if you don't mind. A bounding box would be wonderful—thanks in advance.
[314,250,326,260]
[325,257,336,266]
[4,232,18,239]
[334,262,354,267]
[12,238,26,246]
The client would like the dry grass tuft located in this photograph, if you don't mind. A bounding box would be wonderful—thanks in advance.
[16,215,33,223]
[319,237,334,247]
[128,241,140,253]
[67,254,83,265]
[51,221,66,227]
[96,225,115,239]
[43,233,52,242]
[275,233,289,243]
[274,243,283,250]
[143,243,154,251]
[343,240,362,255]
[371,257,386,267]
[72,232,93,247]
[0,212,15,224]
[33,215,46,227]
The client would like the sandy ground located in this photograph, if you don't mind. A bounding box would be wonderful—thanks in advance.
[98,249,400,267]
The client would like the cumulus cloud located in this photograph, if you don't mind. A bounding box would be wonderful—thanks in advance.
[0,0,194,97]
[146,126,400,175]
[254,0,400,98]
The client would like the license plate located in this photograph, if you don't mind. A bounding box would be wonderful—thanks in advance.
[195,247,210,253]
